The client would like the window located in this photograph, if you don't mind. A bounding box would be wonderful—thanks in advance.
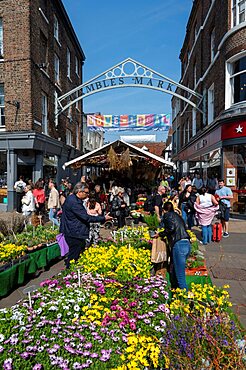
[67,48,71,79]
[75,90,78,110]
[75,56,79,76]
[194,21,199,40]
[76,122,80,149]
[192,108,196,136]
[40,31,48,68]
[0,84,5,127]
[208,84,214,124]
[194,63,197,87]
[54,15,59,42]
[67,97,72,121]
[54,90,58,127]
[41,92,48,134]
[226,54,246,106]
[54,53,60,83]
[232,0,246,27]
[0,18,3,58]
[66,129,72,146]
[210,28,215,62]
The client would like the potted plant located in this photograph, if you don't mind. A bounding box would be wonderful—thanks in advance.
[143,214,159,237]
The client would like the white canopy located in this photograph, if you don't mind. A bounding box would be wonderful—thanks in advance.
[63,139,175,169]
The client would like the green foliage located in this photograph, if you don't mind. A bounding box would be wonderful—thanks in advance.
[143,214,159,230]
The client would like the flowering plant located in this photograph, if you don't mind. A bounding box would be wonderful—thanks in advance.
[0,243,27,264]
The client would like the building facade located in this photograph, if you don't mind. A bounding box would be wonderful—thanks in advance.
[0,0,85,210]
[172,0,246,215]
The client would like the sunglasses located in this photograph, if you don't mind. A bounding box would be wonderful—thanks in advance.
[83,190,89,194]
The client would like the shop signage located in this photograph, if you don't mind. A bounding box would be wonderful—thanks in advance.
[222,120,246,140]
[87,114,171,131]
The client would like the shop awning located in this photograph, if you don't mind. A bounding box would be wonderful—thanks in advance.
[62,140,176,169]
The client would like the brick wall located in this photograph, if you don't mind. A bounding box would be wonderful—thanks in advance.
[0,0,84,149]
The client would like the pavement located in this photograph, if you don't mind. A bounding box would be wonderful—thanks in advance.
[194,219,246,328]
[0,217,245,328]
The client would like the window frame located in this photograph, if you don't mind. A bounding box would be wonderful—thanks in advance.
[67,47,71,79]
[232,0,246,27]
[41,92,48,135]
[208,84,215,125]
[0,83,5,127]
[54,14,59,42]
[75,56,79,76]
[66,129,72,146]
[54,53,60,84]
[0,18,3,58]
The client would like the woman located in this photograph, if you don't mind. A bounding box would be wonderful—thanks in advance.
[169,191,181,215]
[86,191,102,246]
[110,187,127,229]
[158,201,191,291]
[194,187,219,245]
[178,184,195,229]
[33,180,46,215]
[22,185,36,222]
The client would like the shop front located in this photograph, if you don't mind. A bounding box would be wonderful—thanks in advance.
[174,117,246,217]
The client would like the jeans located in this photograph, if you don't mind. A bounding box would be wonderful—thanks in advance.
[201,225,212,245]
[49,208,59,227]
[187,212,194,230]
[181,203,187,225]
[171,239,191,291]
[64,236,86,268]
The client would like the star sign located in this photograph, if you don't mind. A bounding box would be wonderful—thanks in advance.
[236,124,243,133]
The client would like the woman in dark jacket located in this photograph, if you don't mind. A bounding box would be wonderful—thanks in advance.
[110,187,127,229]
[159,201,191,291]
[179,184,196,229]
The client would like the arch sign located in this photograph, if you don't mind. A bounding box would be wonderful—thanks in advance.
[57,57,203,115]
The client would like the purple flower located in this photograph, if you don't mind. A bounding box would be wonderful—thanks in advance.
[82,350,91,357]
[84,342,92,349]
[33,364,43,370]
[90,353,99,358]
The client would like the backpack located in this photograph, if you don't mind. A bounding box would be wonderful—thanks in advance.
[16,182,24,193]
[110,196,121,217]
[144,194,155,213]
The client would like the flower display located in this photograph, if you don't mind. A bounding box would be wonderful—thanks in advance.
[72,244,152,281]
[0,243,27,264]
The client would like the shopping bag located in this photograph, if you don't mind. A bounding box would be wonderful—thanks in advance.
[151,237,167,263]
[56,233,69,257]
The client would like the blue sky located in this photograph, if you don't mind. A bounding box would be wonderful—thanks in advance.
[62,0,192,141]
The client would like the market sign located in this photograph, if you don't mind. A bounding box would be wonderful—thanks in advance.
[87,114,171,131]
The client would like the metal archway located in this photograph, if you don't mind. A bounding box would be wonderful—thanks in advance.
[57,57,203,115]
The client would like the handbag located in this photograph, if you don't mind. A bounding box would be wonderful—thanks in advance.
[151,237,167,263]
[56,233,69,257]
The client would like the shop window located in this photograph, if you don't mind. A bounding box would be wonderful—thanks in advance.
[54,53,60,84]
[67,48,71,79]
[54,15,59,43]
[226,53,246,107]
[0,18,3,58]
[208,84,214,124]
[0,84,5,127]
[232,0,246,27]
[0,151,7,198]
[41,92,48,135]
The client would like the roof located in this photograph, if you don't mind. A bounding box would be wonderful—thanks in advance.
[62,140,175,169]
[133,142,166,157]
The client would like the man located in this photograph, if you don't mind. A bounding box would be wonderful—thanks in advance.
[48,179,60,227]
[14,175,26,213]
[215,179,233,238]
[192,174,203,192]
[153,185,166,222]
[60,182,112,268]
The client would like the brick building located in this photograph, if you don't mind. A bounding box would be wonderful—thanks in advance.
[0,0,85,211]
[172,0,246,215]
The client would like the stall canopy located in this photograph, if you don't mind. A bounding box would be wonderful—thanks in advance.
[62,140,175,170]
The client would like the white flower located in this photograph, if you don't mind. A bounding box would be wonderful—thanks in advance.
[73,305,80,312]
[0,334,4,342]
[57,313,62,319]
[49,306,58,311]
[36,308,42,314]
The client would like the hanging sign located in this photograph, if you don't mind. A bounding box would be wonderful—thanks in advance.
[87,114,170,131]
